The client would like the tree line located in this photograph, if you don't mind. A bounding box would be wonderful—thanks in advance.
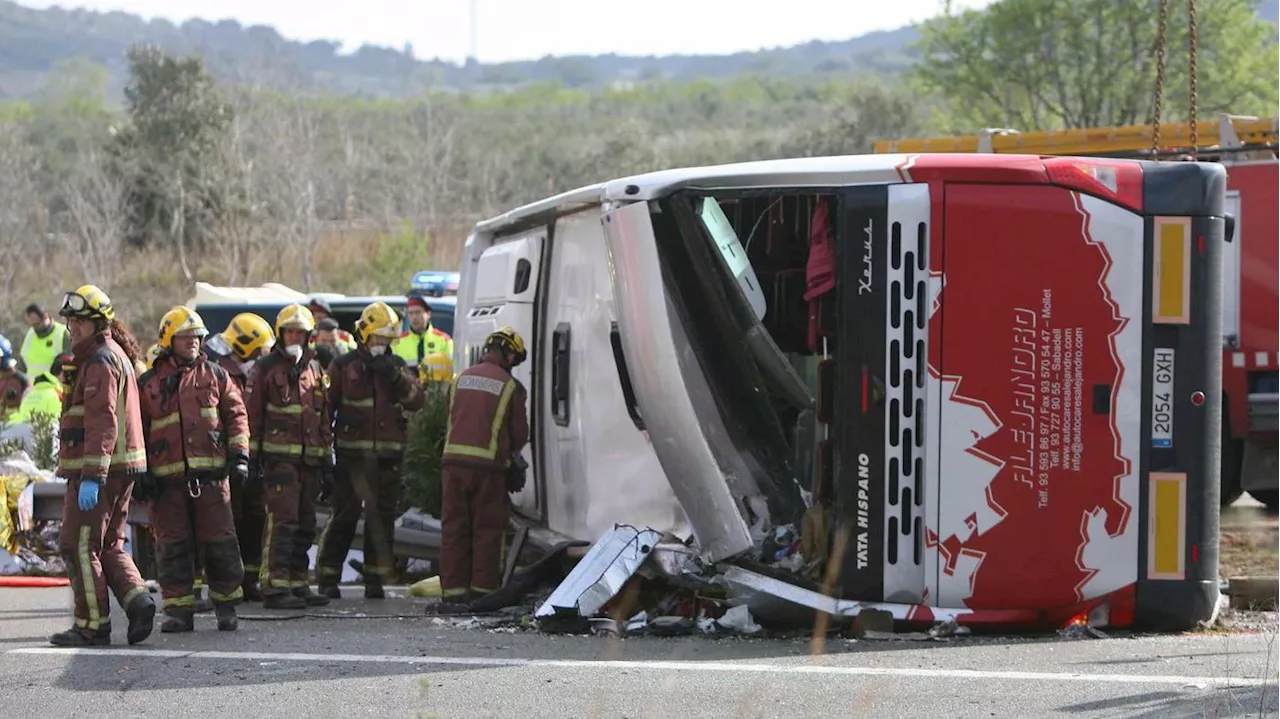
[0,0,1273,342]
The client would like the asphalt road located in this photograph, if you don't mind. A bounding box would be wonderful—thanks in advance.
[1,587,1276,718]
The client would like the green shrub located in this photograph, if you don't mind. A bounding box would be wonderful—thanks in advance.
[401,381,450,518]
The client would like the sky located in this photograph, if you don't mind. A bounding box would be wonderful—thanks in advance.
[19,0,997,64]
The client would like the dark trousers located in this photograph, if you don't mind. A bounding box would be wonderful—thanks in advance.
[152,477,244,611]
[230,478,266,579]
[260,459,319,596]
[439,465,509,598]
[59,474,148,632]
[317,456,403,585]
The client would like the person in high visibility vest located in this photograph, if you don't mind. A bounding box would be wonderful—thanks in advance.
[11,372,63,424]
[19,303,72,377]
[307,297,357,355]
[391,294,453,369]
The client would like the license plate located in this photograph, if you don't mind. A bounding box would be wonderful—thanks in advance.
[1151,348,1175,448]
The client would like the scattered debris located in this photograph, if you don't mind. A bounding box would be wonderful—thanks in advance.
[534,525,663,622]
[1058,623,1108,640]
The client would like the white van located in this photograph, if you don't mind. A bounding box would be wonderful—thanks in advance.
[455,153,1227,630]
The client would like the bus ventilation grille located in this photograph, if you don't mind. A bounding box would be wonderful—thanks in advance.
[886,219,929,568]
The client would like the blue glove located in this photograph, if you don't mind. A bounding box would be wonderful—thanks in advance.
[78,479,101,512]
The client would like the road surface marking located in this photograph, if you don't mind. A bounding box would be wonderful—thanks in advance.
[6,647,1269,688]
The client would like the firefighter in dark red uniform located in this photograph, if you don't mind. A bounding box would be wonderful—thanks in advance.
[51,285,156,647]
[434,327,529,613]
[204,311,275,601]
[317,302,425,599]
[246,304,334,609]
[136,306,250,632]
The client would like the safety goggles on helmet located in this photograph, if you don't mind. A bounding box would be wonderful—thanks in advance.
[59,284,115,321]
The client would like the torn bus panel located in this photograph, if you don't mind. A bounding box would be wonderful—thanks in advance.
[534,525,663,620]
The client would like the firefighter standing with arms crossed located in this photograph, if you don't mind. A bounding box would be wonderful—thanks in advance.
[205,312,276,601]
[434,327,529,613]
[316,302,425,599]
[50,285,157,646]
[136,307,250,632]
[246,304,333,609]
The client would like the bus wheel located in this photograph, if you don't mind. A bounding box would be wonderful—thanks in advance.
[1247,490,1278,513]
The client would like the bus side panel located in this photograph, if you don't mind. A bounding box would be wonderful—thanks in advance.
[1134,162,1226,630]
[932,183,1143,612]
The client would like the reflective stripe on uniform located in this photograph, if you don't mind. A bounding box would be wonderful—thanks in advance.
[226,434,249,450]
[443,376,515,461]
[335,439,405,452]
[199,407,219,420]
[64,405,85,417]
[266,403,302,415]
[261,442,303,457]
[152,413,180,430]
[151,455,224,477]
[208,586,244,603]
[164,594,196,610]
[341,398,374,408]
[78,525,102,630]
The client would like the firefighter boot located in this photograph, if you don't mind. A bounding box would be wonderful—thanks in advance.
[241,575,263,602]
[318,583,342,600]
[125,593,157,645]
[49,625,111,647]
[292,585,330,607]
[193,586,214,614]
[215,603,239,632]
[262,592,307,610]
[161,609,196,634]
[364,576,385,600]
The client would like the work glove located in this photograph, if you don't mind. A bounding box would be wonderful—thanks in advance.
[227,453,250,487]
[132,472,158,504]
[370,353,401,382]
[505,454,528,494]
[77,479,101,512]
[319,465,335,502]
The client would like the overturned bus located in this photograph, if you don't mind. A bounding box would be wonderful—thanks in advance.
[454,153,1228,631]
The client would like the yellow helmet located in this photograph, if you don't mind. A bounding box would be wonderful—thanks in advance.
[157,306,209,350]
[420,351,454,384]
[222,313,275,361]
[59,284,115,322]
[145,343,163,370]
[484,326,527,367]
[275,304,316,336]
[354,301,401,344]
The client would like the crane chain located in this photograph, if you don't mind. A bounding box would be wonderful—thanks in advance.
[1188,0,1199,158]
[1152,0,1170,153]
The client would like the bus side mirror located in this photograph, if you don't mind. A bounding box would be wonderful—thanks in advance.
[1224,214,1236,243]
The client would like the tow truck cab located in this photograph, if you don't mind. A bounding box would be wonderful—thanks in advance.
[456,154,1227,630]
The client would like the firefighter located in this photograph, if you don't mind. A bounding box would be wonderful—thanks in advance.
[0,335,27,420]
[391,294,453,370]
[307,297,356,354]
[51,284,156,647]
[434,326,529,613]
[209,312,275,601]
[316,302,425,599]
[136,307,250,633]
[246,304,333,609]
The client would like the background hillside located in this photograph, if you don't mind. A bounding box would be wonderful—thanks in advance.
[0,1,972,98]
